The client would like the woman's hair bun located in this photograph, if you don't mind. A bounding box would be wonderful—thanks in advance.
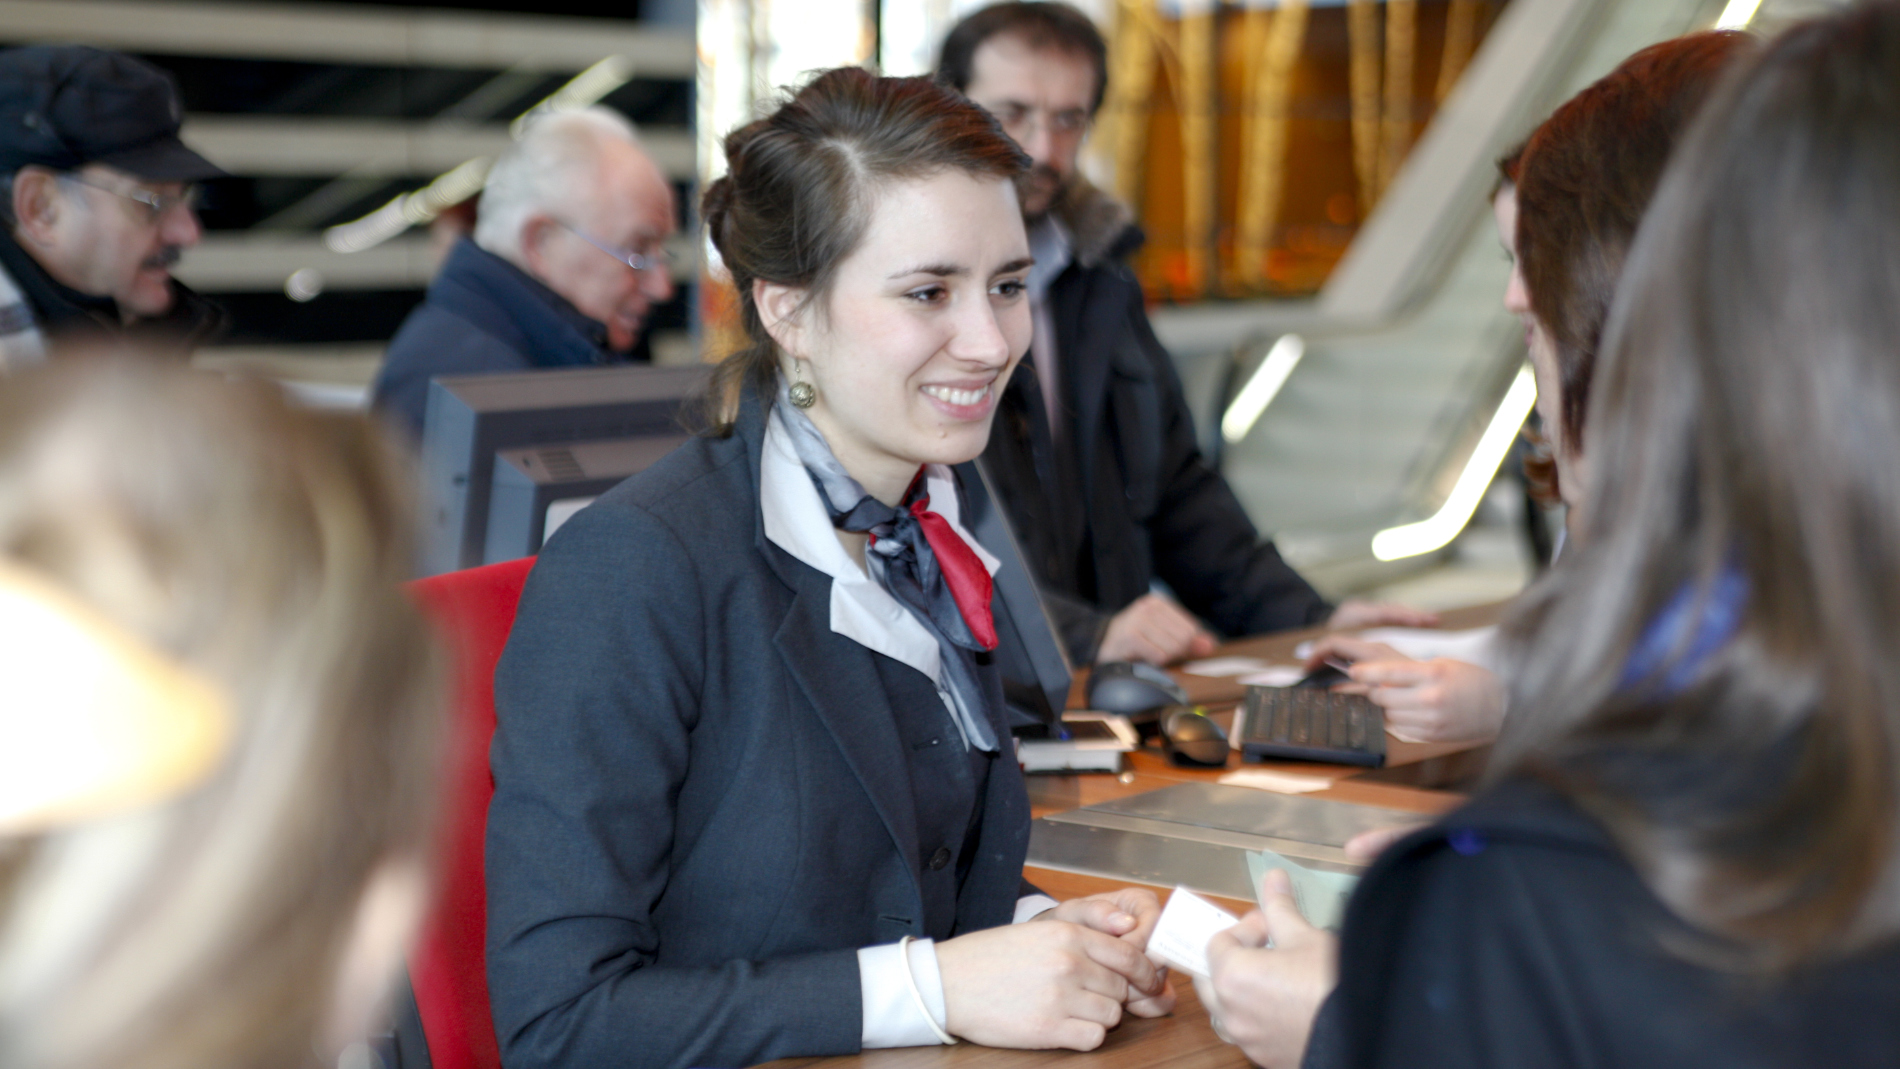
[699,175,736,263]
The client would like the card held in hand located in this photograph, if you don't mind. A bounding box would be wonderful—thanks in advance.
[1148,886,1239,978]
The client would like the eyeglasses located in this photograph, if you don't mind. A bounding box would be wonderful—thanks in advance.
[64,175,202,222]
[561,222,674,273]
[983,103,1092,139]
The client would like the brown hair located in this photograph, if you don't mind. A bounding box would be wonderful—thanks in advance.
[936,1,1110,113]
[1514,32,1752,462]
[0,359,442,1068]
[1493,142,1523,194]
[1491,141,1565,506]
[699,66,1029,428]
[1496,3,1900,970]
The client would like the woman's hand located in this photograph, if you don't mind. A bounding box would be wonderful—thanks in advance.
[1305,634,1506,744]
[1098,593,1217,666]
[1037,889,1176,1017]
[935,916,1167,1049]
[1326,599,1440,631]
[1205,869,1338,1069]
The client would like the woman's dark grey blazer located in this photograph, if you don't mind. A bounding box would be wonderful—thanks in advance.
[484,393,1033,1069]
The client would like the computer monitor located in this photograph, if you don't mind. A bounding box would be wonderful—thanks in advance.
[958,457,1074,738]
[485,433,693,564]
[420,376,1071,733]
[418,364,710,576]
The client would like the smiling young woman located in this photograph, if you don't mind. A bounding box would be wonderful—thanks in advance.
[752,168,1033,509]
[483,68,1173,1069]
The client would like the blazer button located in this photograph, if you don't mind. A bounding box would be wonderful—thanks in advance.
[928,847,953,871]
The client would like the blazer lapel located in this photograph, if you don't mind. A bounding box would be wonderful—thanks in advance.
[734,390,925,897]
[769,554,925,891]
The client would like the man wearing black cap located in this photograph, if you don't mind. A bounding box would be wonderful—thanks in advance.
[0,45,227,370]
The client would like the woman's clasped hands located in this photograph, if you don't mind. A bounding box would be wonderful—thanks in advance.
[935,887,1174,1050]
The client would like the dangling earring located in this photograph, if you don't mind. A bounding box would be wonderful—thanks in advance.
[788,361,817,409]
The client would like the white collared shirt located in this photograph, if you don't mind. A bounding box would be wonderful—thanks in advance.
[758,410,1057,1047]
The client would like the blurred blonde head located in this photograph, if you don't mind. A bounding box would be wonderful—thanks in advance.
[0,358,442,1069]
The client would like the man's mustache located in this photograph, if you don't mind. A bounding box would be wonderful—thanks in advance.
[141,246,183,271]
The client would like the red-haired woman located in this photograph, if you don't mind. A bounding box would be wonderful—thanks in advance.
[1193,24,1900,1069]
[1304,31,1755,749]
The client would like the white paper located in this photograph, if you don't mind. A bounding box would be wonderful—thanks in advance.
[1182,656,1273,678]
[1247,849,1361,932]
[1294,625,1497,669]
[1149,886,1239,978]
[1218,768,1335,794]
[1236,665,1306,688]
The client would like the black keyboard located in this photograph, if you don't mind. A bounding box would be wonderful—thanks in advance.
[1238,685,1387,767]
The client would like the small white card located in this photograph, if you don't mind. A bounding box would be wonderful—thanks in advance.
[1148,886,1239,978]
[1183,656,1273,678]
[1236,665,1307,688]
[1218,768,1336,794]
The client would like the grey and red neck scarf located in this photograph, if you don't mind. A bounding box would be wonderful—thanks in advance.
[777,386,1000,753]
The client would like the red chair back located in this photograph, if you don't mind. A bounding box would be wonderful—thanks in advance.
[407,556,535,1069]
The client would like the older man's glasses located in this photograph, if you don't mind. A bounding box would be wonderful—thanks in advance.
[561,223,673,273]
[64,175,202,222]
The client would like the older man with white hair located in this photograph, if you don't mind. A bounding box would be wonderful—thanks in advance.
[372,106,676,438]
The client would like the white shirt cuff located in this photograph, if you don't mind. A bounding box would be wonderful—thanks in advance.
[1014,893,1060,924]
[858,939,950,1048]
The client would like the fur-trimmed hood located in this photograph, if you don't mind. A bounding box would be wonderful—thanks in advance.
[1049,177,1142,269]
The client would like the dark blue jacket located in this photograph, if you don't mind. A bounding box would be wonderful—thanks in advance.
[485,393,1032,1069]
[982,182,1329,661]
[371,238,623,439]
[1306,775,1900,1068]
